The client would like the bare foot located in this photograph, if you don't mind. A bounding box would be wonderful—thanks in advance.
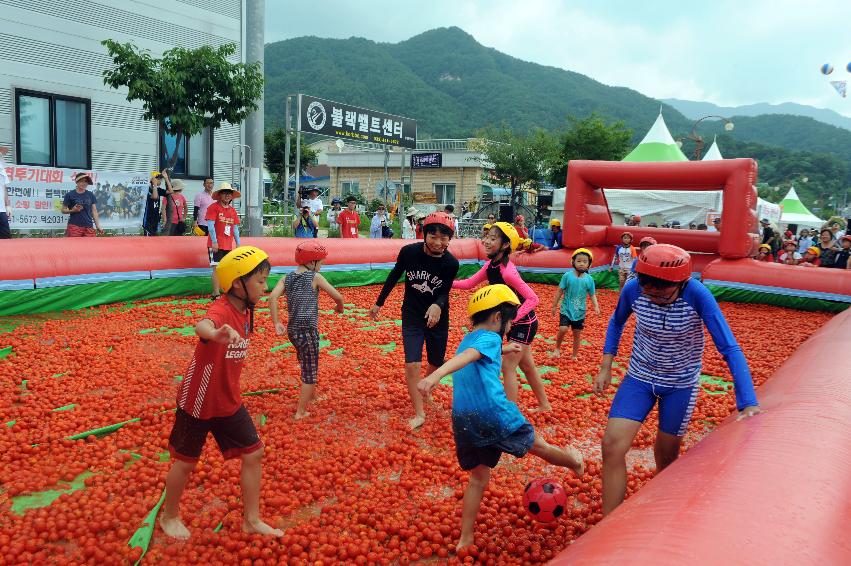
[408,415,426,430]
[547,349,560,358]
[528,404,553,414]
[243,518,284,537]
[570,354,578,361]
[565,446,585,476]
[294,411,310,420]
[159,515,191,539]
[456,534,475,552]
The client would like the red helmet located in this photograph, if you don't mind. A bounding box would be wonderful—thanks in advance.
[515,214,525,223]
[635,244,691,282]
[783,240,796,248]
[633,215,641,222]
[639,236,657,246]
[294,241,328,264]
[423,212,455,237]
[841,234,851,243]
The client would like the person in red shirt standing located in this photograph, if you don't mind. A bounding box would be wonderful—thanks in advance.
[336,195,361,238]
[160,246,281,540]
[206,182,241,298]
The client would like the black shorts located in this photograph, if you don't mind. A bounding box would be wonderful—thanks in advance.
[507,318,538,346]
[168,405,262,463]
[169,221,186,236]
[456,423,535,470]
[401,323,449,367]
[558,314,585,330]
[208,248,230,266]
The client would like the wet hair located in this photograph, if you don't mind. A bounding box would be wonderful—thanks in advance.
[424,223,453,237]
[471,302,519,337]
[637,272,680,290]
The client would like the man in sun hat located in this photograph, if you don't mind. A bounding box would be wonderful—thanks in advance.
[62,172,104,237]
[142,170,173,236]
[205,182,242,298]
[759,218,775,245]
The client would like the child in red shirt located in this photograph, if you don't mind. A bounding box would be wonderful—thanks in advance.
[336,196,361,238]
[800,246,822,267]
[755,243,774,262]
[160,246,280,540]
[206,183,241,297]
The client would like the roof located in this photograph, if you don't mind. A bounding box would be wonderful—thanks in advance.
[780,186,823,224]
[622,113,688,162]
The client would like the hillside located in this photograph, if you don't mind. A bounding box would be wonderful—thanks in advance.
[664,98,851,132]
[264,27,851,183]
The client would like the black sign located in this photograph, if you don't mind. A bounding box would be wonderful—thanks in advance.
[299,94,417,149]
[411,152,442,169]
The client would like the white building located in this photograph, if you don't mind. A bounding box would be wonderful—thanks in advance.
[0,0,247,216]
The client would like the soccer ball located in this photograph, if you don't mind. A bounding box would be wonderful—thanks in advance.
[522,478,568,523]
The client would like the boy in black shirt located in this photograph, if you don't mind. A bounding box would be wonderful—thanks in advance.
[142,170,173,236]
[370,212,460,429]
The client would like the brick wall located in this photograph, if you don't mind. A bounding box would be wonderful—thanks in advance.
[329,165,483,206]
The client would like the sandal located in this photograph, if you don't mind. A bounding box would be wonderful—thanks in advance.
[211,293,221,301]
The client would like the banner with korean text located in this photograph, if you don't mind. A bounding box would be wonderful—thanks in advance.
[299,95,417,149]
[4,165,149,230]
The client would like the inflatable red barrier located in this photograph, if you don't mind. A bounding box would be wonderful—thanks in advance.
[0,237,489,282]
[550,307,851,565]
[704,258,851,299]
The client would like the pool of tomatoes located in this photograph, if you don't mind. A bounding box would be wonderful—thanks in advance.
[0,284,833,565]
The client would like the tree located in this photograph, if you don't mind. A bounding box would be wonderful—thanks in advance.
[101,41,264,169]
[549,114,633,187]
[264,127,317,194]
[470,125,557,211]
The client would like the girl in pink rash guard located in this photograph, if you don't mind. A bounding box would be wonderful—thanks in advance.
[453,222,552,412]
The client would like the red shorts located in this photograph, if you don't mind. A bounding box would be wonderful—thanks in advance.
[168,405,262,463]
[66,225,96,237]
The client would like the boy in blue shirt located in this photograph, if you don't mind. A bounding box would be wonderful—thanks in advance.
[594,244,761,516]
[550,248,600,360]
[419,284,584,551]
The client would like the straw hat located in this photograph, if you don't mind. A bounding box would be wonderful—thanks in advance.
[212,181,241,200]
[74,172,93,185]
[171,180,185,192]
[405,206,419,217]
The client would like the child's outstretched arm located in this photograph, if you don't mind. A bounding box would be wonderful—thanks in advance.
[269,277,286,334]
[315,273,344,313]
[418,348,482,396]
[196,319,241,345]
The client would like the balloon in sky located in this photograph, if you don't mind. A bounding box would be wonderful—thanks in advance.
[821,63,834,75]
[847,62,851,73]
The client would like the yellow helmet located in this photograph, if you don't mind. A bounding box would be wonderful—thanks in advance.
[193,225,206,236]
[549,219,561,227]
[806,246,820,257]
[490,221,522,252]
[572,247,594,263]
[216,246,269,292]
[482,223,492,230]
[468,284,520,317]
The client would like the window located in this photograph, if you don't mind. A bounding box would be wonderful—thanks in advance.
[341,181,360,194]
[15,89,91,168]
[434,183,456,204]
[159,120,212,178]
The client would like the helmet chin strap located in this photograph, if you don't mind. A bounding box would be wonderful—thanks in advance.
[232,277,256,332]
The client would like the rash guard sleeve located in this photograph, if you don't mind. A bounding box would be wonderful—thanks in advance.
[603,279,640,356]
[452,263,488,290]
[207,219,218,244]
[683,281,759,411]
[500,262,539,321]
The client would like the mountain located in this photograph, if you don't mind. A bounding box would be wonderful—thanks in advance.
[663,98,851,132]
[263,27,851,185]
[264,27,693,140]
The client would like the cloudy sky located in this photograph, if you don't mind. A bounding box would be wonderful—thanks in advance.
[266,0,851,117]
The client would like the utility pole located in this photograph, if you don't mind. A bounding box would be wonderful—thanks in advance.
[243,0,265,235]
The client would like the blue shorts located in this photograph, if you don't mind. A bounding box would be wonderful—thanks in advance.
[455,423,535,470]
[608,375,700,436]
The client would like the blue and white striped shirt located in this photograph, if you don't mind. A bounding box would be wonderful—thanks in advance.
[603,279,758,410]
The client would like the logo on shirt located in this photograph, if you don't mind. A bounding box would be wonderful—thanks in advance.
[407,270,443,295]
[224,338,250,359]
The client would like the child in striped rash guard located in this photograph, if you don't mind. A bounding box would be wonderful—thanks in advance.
[594,244,762,516]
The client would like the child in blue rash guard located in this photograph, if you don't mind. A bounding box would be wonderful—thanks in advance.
[418,284,584,552]
[594,244,761,516]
